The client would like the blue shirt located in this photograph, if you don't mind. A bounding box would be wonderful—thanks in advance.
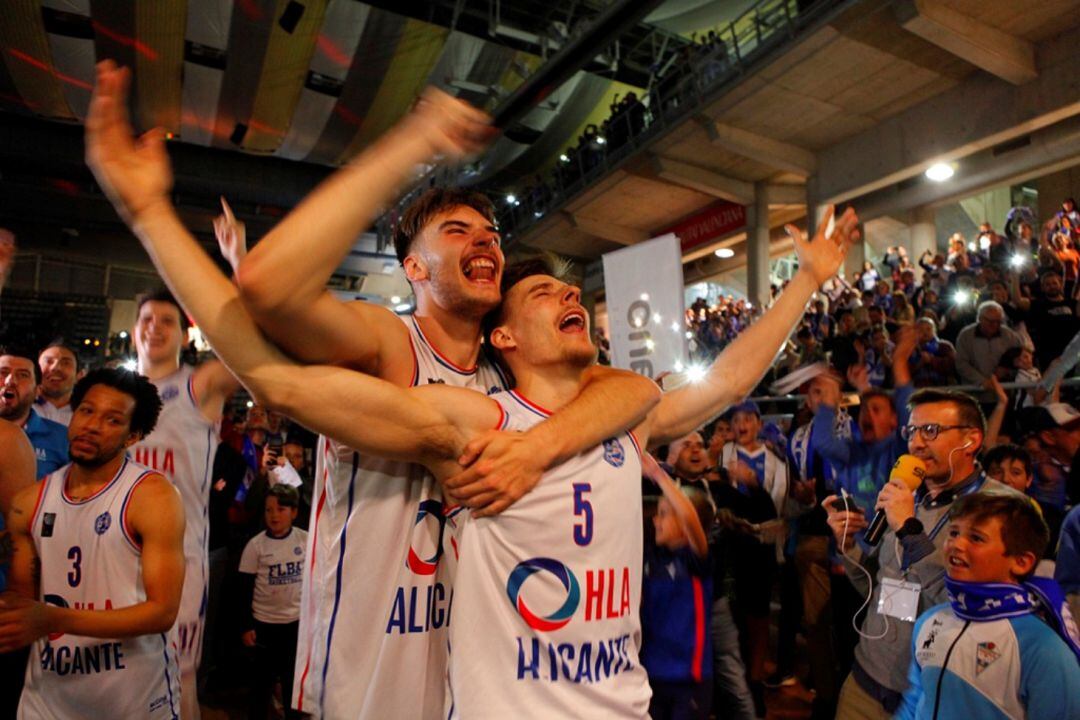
[641,544,713,683]
[897,602,1080,720]
[23,408,68,478]
[1056,505,1080,594]
[811,383,914,524]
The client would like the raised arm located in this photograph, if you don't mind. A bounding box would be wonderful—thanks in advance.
[84,61,492,469]
[648,206,859,446]
[233,88,495,372]
[642,453,708,557]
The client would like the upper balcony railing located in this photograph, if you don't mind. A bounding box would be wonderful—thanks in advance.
[375,0,847,252]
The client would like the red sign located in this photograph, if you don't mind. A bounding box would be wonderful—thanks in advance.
[662,201,746,253]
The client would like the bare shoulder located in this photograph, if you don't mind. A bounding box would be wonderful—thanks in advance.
[411,384,503,435]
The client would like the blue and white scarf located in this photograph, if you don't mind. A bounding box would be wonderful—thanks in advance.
[946,576,1080,663]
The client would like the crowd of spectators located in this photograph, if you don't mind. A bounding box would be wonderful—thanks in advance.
[642,199,1080,719]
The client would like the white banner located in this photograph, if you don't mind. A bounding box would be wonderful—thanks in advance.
[601,233,687,377]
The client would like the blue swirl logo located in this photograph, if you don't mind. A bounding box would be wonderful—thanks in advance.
[506,557,580,631]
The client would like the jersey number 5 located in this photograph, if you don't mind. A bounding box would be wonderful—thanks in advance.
[573,483,593,546]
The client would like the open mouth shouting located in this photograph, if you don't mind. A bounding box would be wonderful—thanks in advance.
[557,308,587,334]
[461,254,499,284]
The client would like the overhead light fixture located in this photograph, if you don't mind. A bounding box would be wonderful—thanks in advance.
[390,295,401,304]
[121,359,137,371]
[559,154,570,163]
[506,194,517,205]
[714,248,735,259]
[925,163,954,182]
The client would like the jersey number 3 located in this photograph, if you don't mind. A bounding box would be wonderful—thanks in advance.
[573,483,593,546]
[67,546,82,587]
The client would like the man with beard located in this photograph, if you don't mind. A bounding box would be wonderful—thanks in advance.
[0,368,186,718]
[34,344,79,426]
[824,390,1019,719]
[86,59,859,718]
[0,349,68,478]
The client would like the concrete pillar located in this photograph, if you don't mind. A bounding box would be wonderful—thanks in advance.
[844,224,866,281]
[747,182,771,308]
[910,206,937,261]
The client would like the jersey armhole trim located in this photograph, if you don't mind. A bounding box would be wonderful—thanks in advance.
[120,470,156,553]
[407,334,420,388]
[627,429,642,459]
[493,400,508,430]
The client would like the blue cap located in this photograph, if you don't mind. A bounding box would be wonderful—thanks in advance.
[731,400,760,417]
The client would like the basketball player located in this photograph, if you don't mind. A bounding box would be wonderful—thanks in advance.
[86,59,858,717]
[93,62,662,719]
[129,288,238,719]
[0,368,186,718]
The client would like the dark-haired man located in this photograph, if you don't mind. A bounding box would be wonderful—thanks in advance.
[0,368,186,718]
[825,389,1020,719]
[35,344,79,426]
[87,59,858,718]
[1,350,68,478]
[129,288,239,718]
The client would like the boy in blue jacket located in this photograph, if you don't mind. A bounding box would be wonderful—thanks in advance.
[640,454,714,720]
[897,492,1080,719]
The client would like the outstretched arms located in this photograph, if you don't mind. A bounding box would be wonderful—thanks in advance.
[647,206,859,446]
[85,61,491,470]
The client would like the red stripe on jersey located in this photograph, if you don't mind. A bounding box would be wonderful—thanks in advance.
[690,576,705,682]
[509,389,552,417]
[296,475,329,711]
[626,430,642,459]
[119,471,157,552]
[412,316,477,374]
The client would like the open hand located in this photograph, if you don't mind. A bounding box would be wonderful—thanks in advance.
[787,205,860,288]
[85,61,173,223]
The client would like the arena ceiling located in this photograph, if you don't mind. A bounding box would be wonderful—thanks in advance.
[0,0,718,174]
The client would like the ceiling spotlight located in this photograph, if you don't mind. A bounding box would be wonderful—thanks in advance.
[639,292,650,301]
[559,154,570,163]
[714,248,735,259]
[390,295,401,304]
[121,359,137,371]
[118,331,128,339]
[506,194,517,205]
[925,163,954,182]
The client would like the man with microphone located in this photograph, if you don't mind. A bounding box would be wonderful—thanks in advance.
[824,389,1019,720]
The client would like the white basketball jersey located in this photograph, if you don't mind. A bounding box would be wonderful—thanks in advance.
[131,364,218,670]
[20,460,181,720]
[293,315,508,719]
[447,390,651,720]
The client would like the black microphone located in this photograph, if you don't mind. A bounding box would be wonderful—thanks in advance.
[865,455,926,546]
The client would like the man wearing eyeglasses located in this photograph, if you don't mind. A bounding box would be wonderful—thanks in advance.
[824,389,1020,720]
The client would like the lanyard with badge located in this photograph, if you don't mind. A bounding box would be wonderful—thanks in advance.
[877,474,986,623]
